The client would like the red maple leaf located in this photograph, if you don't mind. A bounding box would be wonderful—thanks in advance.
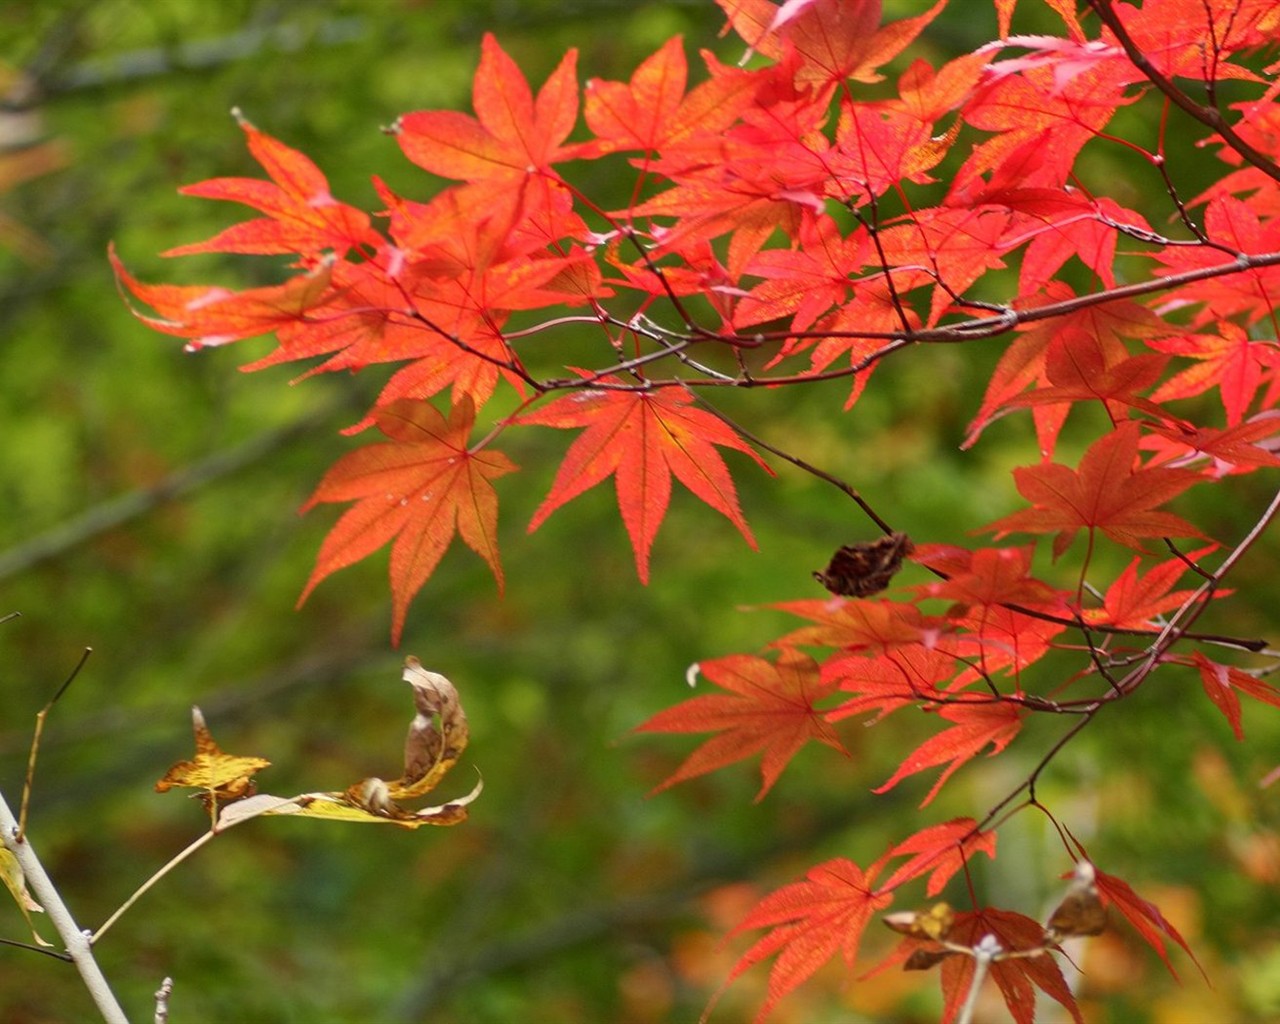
[962,287,1167,456]
[1148,320,1280,426]
[581,36,759,157]
[986,420,1203,557]
[298,397,516,644]
[874,700,1023,807]
[717,0,945,90]
[880,818,998,897]
[110,244,336,353]
[912,543,1067,613]
[825,646,961,724]
[771,597,928,652]
[1092,864,1206,980]
[935,908,1082,1024]
[1081,553,1208,629]
[162,113,378,259]
[1191,651,1280,742]
[1153,195,1280,326]
[635,649,847,801]
[394,33,579,187]
[519,381,769,583]
[1144,416,1280,476]
[724,857,893,1024]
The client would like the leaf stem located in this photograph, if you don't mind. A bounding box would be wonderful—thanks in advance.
[91,829,217,947]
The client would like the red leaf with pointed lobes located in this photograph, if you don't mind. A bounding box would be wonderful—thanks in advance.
[1191,651,1280,742]
[582,38,759,157]
[722,856,892,1024]
[912,543,1068,614]
[1144,416,1280,477]
[298,397,516,645]
[1081,552,1212,629]
[636,649,848,801]
[1089,862,1206,980]
[717,0,945,89]
[772,597,929,652]
[825,646,960,725]
[875,700,1023,807]
[962,286,1165,456]
[394,34,578,186]
[110,243,335,352]
[519,380,770,583]
[1005,327,1172,423]
[986,421,1204,558]
[936,908,1082,1024]
[1148,320,1280,427]
[880,818,997,897]
[163,112,378,258]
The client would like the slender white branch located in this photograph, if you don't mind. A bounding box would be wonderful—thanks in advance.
[956,934,1002,1024]
[0,789,129,1024]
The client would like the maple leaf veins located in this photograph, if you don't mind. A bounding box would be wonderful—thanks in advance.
[298,397,515,644]
[519,381,770,582]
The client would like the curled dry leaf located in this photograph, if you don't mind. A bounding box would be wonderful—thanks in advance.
[155,658,479,832]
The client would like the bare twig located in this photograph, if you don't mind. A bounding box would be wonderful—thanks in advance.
[20,647,91,840]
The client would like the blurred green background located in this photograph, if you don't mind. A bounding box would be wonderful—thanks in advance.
[2,2,1279,1021]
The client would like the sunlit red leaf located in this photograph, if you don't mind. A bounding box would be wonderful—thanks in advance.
[163,113,378,258]
[986,421,1203,557]
[880,818,998,897]
[395,34,579,185]
[298,397,516,644]
[875,701,1023,806]
[520,381,769,583]
[725,857,893,1023]
[636,649,847,800]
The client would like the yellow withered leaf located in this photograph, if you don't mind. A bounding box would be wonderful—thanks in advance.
[0,847,51,947]
[155,707,271,803]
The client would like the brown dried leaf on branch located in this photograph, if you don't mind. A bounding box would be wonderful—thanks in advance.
[156,657,480,832]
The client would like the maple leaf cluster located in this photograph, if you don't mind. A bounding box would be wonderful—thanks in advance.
[115,0,1280,1018]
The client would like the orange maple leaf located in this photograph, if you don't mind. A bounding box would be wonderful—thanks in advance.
[636,649,847,801]
[520,381,769,583]
[581,36,759,157]
[986,420,1203,557]
[875,700,1023,807]
[723,857,893,1024]
[880,818,998,897]
[298,397,516,644]
[110,243,335,353]
[394,33,579,186]
[162,112,378,259]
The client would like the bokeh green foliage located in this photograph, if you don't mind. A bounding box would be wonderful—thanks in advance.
[2,2,1279,1022]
